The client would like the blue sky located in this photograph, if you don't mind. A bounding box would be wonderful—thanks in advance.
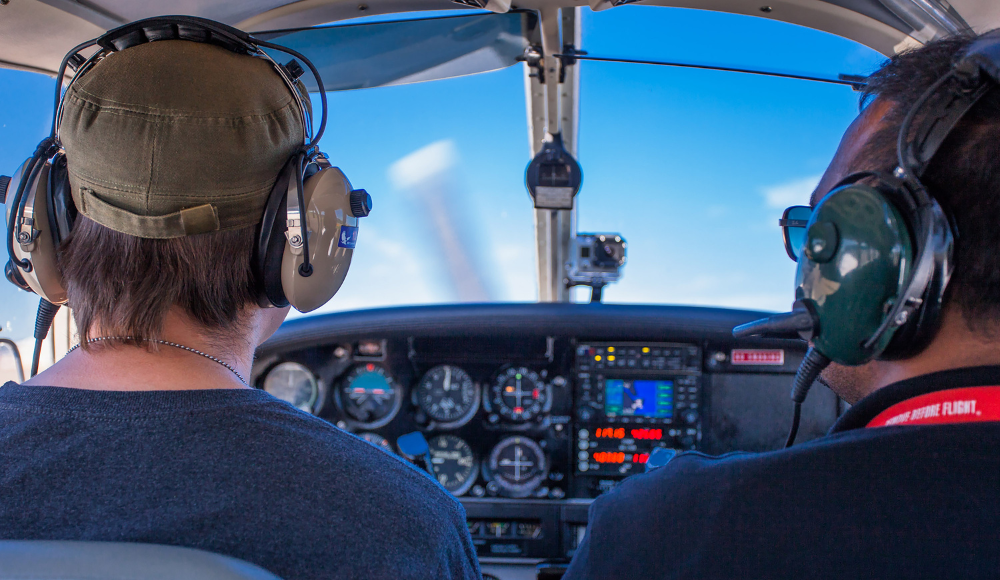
[0,6,885,344]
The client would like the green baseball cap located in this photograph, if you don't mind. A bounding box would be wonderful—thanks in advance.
[58,39,306,238]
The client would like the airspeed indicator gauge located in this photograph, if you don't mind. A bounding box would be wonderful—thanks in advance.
[416,365,479,428]
[428,434,478,496]
[489,367,549,422]
[338,364,402,428]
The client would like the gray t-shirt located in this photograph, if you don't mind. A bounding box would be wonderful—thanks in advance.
[0,383,481,580]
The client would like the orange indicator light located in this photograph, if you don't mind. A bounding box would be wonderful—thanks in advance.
[505,386,515,393]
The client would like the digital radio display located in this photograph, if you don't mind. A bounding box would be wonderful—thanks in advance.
[577,425,671,477]
[604,379,673,419]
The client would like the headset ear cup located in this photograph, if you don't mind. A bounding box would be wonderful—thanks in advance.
[879,201,953,359]
[8,162,68,304]
[880,280,941,359]
[280,166,358,313]
[46,153,77,247]
[253,158,295,308]
[794,183,915,365]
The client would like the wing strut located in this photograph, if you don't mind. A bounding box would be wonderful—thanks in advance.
[526,7,581,302]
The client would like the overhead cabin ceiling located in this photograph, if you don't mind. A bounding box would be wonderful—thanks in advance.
[1,0,999,75]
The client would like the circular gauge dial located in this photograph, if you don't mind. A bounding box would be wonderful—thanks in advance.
[488,436,547,497]
[263,362,320,413]
[489,367,548,422]
[416,365,479,427]
[428,435,478,496]
[339,364,401,428]
[358,432,393,454]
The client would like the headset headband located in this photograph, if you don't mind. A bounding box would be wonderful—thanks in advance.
[897,29,1000,189]
[7,16,330,274]
[860,31,1000,353]
[53,16,328,149]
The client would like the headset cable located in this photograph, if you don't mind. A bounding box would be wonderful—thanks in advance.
[785,347,831,447]
[29,298,60,378]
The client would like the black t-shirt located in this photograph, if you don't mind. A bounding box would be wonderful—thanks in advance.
[563,366,1000,580]
[0,383,481,580]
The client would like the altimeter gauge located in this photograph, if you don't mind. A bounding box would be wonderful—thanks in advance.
[416,365,479,428]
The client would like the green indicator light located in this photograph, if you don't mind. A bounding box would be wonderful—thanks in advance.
[515,374,522,380]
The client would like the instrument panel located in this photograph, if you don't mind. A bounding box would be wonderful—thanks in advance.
[251,303,842,570]
[259,338,573,500]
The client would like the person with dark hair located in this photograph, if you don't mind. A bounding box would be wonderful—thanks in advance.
[0,39,480,580]
[562,32,1000,580]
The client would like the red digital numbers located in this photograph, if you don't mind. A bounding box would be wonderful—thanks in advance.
[593,452,626,463]
[596,427,626,439]
[630,428,663,440]
[594,427,663,440]
[593,452,652,464]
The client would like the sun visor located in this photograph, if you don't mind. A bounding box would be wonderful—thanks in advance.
[256,12,538,92]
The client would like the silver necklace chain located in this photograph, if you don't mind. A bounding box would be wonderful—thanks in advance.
[67,336,249,387]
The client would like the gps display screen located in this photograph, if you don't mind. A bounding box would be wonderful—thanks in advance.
[604,379,674,419]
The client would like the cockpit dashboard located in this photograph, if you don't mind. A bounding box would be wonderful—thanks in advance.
[252,303,840,574]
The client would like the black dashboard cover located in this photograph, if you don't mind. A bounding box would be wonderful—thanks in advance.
[259,302,796,353]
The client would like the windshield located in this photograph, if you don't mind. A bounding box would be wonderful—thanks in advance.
[0,6,883,378]
[302,6,883,313]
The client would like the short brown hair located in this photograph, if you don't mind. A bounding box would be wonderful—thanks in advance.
[58,216,258,350]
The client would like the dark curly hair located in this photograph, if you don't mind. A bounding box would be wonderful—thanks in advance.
[859,32,1000,335]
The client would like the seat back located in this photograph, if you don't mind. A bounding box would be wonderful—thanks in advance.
[0,540,282,580]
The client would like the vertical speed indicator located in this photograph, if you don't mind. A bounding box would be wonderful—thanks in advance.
[428,434,478,496]
[489,367,549,422]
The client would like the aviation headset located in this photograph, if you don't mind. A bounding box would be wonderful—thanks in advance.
[735,30,1000,445]
[2,16,372,314]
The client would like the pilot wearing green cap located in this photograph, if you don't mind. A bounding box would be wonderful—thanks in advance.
[564,32,1000,580]
[0,36,480,580]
